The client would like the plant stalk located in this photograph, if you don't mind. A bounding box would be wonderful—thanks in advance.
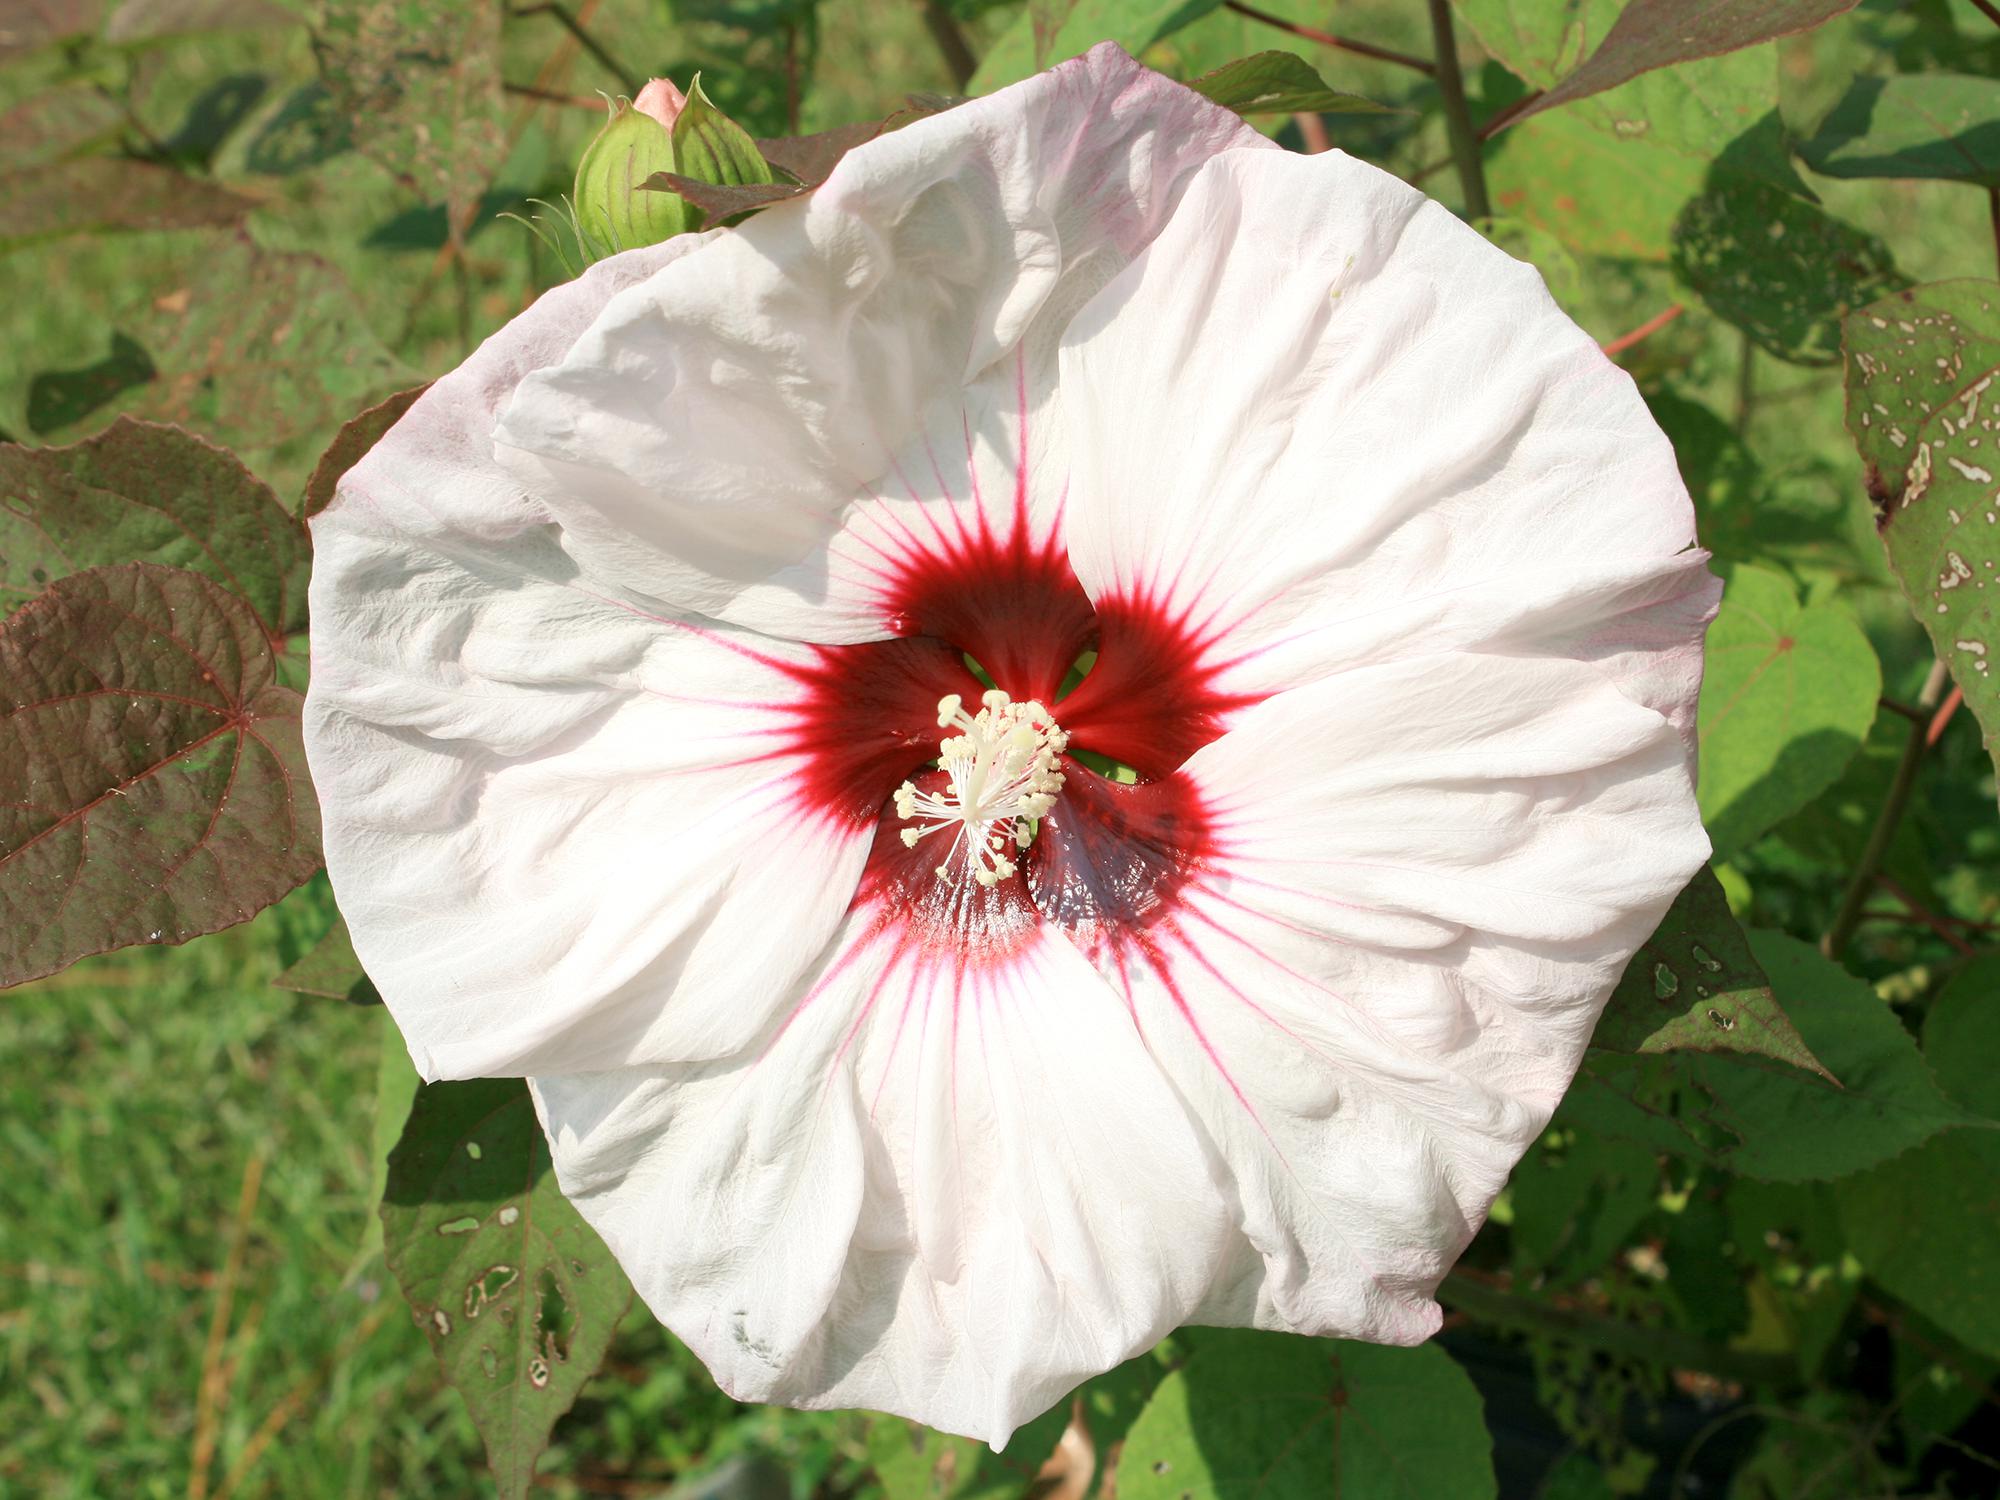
[1439,1272,1798,1388]
[1224,0,1436,75]
[1822,659,1953,958]
[511,3,638,94]
[1424,0,1491,220]
[918,0,977,89]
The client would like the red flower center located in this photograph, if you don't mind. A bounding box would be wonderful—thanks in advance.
[779,519,1256,963]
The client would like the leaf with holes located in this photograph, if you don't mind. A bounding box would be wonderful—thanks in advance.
[0,562,319,988]
[1116,1331,1496,1499]
[382,1077,633,1500]
[1565,933,1976,1182]
[0,158,255,250]
[302,383,428,518]
[867,1405,1069,1500]
[1801,73,2000,187]
[1843,282,2000,782]
[27,231,413,495]
[1696,564,1879,859]
[1837,952,2000,1360]
[0,418,308,637]
[1183,52,1391,117]
[1500,0,1860,128]
[1671,173,1904,366]
[273,915,379,1004]
[315,0,506,243]
[1593,865,1828,1077]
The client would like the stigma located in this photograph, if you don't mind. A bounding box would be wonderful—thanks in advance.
[895,689,1068,886]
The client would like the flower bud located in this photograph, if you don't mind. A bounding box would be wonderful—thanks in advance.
[571,74,773,257]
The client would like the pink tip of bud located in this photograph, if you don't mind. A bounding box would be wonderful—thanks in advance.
[633,78,688,130]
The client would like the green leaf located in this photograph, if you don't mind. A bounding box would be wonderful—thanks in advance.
[29,230,413,496]
[0,418,309,638]
[0,87,124,168]
[23,332,157,436]
[1505,0,1861,127]
[301,382,429,519]
[1594,866,1828,1076]
[1696,564,1880,860]
[381,1078,634,1500]
[1565,932,1978,1181]
[1457,0,1793,163]
[1842,281,2000,782]
[0,158,256,251]
[314,0,507,242]
[1837,952,2000,1361]
[1489,105,1704,260]
[969,0,1225,92]
[1115,1331,1496,1500]
[866,1404,1068,1500]
[1671,173,1904,366]
[1508,1131,1661,1283]
[0,562,320,989]
[1650,389,1868,572]
[1182,52,1392,117]
[1801,72,2000,186]
[272,915,380,1004]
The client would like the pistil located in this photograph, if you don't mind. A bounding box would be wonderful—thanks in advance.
[895,689,1068,885]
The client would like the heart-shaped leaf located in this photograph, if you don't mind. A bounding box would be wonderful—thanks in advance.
[0,561,320,988]
[1116,1332,1496,1499]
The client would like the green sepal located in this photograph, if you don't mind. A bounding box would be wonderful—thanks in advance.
[572,97,690,256]
[668,75,776,195]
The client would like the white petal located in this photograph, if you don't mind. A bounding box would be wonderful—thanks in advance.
[533,909,1228,1447]
[495,43,1265,638]
[307,243,916,1079]
[1060,147,1718,729]
[1095,652,1706,1339]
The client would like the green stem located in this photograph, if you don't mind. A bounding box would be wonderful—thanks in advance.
[1734,329,1756,436]
[918,0,977,90]
[1439,1273,1798,1388]
[1424,0,1490,220]
[511,3,638,94]
[1821,658,1952,959]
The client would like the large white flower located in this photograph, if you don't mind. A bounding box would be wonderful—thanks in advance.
[305,44,1716,1446]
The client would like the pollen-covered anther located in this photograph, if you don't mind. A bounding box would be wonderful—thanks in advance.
[895,688,1068,886]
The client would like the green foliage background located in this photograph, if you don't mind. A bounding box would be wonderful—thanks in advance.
[4,0,2000,1497]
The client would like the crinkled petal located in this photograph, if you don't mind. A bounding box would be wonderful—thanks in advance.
[532,846,1229,1446]
[307,244,959,1079]
[1060,147,1718,739]
[1090,651,1705,1338]
[494,43,1265,640]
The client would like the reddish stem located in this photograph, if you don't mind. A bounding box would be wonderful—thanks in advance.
[1601,304,1686,357]
[1478,89,1544,139]
[1927,684,1965,748]
[1295,111,1332,154]
[1222,0,1437,75]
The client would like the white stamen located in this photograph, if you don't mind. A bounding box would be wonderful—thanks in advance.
[896,689,1068,887]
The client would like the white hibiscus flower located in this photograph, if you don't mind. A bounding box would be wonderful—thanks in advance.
[305,43,1716,1446]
